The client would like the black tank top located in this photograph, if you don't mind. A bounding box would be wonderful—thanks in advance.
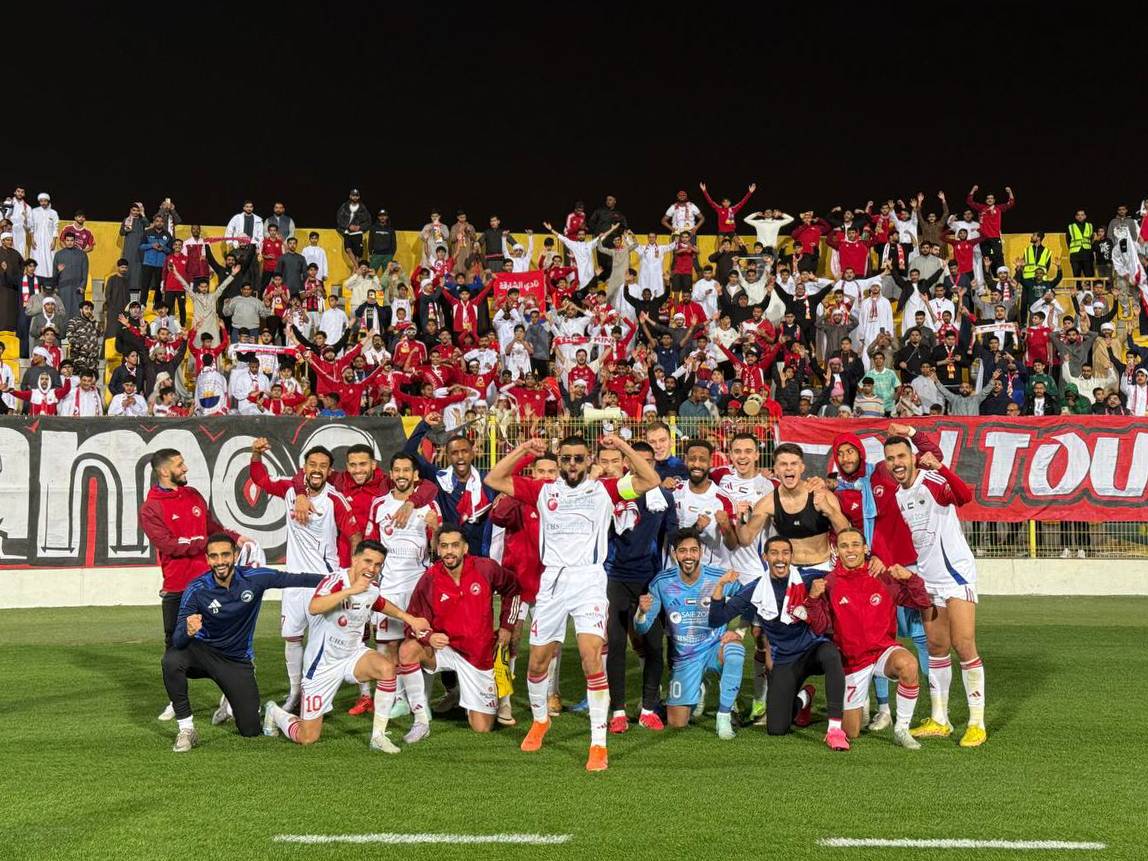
[773,487,832,539]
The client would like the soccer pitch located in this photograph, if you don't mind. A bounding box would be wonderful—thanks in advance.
[3,597,1145,861]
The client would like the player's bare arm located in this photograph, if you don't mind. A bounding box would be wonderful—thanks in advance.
[484,438,548,496]
[736,494,773,546]
[600,433,660,496]
[714,507,739,550]
[811,483,851,533]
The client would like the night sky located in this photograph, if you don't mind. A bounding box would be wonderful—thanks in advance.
[17,8,1144,233]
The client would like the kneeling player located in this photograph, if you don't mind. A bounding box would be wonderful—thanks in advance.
[708,536,849,750]
[802,528,931,749]
[263,541,431,752]
[635,529,745,740]
[396,526,520,739]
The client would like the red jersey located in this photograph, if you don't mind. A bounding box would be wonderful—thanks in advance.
[9,380,71,415]
[827,232,873,275]
[164,253,189,294]
[260,237,284,273]
[61,224,95,251]
[618,380,651,419]
[944,236,982,274]
[264,283,290,317]
[566,363,597,392]
[139,485,237,592]
[392,388,467,415]
[791,219,830,253]
[289,467,437,534]
[564,211,586,240]
[671,241,696,275]
[189,329,230,374]
[249,461,360,566]
[830,430,942,567]
[803,562,931,672]
[966,194,1015,239]
[302,277,326,312]
[701,188,752,233]
[866,208,893,243]
[490,495,542,604]
[406,556,520,670]
[506,385,547,418]
[393,338,427,370]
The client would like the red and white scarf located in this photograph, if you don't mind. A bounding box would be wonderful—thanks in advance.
[750,567,808,624]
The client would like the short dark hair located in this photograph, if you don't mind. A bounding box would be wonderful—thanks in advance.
[346,443,374,460]
[150,448,181,472]
[685,439,714,457]
[206,532,236,550]
[353,539,387,557]
[772,442,805,461]
[730,432,759,448]
[836,525,866,544]
[389,452,419,470]
[629,441,655,456]
[671,527,703,550]
[303,445,333,464]
[764,535,792,552]
[446,434,473,450]
[883,435,913,454]
[558,434,589,450]
[437,525,466,544]
[534,453,559,468]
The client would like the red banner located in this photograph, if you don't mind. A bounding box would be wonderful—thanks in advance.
[492,270,547,308]
[778,416,1148,522]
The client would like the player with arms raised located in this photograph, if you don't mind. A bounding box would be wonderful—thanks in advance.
[262,540,431,751]
[484,432,661,772]
[884,437,987,747]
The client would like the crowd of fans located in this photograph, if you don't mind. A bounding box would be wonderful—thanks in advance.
[1,184,1147,423]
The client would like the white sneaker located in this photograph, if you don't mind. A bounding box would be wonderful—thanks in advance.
[157,702,176,721]
[1077,548,1087,559]
[369,732,401,754]
[716,712,735,740]
[497,699,516,726]
[867,710,892,732]
[172,727,199,753]
[403,721,432,744]
[893,727,921,750]
[1059,547,1071,559]
[692,683,707,720]
[432,687,460,714]
[389,698,411,719]
[211,695,232,726]
[262,701,280,737]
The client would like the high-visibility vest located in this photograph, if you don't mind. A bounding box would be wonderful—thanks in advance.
[1067,222,1093,254]
[1023,244,1052,279]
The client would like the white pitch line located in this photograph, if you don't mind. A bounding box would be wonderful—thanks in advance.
[819,838,1106,851]
[273,833,573,846]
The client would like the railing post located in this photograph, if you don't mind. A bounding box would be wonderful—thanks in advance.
[1028,520,1037,559]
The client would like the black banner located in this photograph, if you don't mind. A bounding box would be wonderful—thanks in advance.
[0,417,410,568]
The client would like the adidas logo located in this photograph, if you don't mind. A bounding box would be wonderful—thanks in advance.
[208,599,222,615]
[440,594,449,602]
[838,596,849,605]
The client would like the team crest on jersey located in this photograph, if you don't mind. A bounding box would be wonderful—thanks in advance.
[240,590,253,603]
[873,486,885,498]
[337,615,348,627]
[546,496,559,511]
[469,582,481,595]
[869,593,881,606]
[191,506,202,517]
[669,612,682,624]
[700,596,711,608]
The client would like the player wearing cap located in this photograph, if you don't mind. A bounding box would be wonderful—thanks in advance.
[801,527,931,749]
[884,437,987,747]
[262,540,432,752]
[484,433,661,771]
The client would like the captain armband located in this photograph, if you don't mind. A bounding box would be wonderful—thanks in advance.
[617,473,640,501]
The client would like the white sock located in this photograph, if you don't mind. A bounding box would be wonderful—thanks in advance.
[960,656,986,727]
[398,664,429,725]
[269,702,300,742]
[547,654,561,698]
[358,681,371,697]
[928,654,953,725]
[528,671,550,723]
[177,717,194,731]
[895,682,919,731]
[611,709,626,719]
[371,678,397,736]
[508,654,517,678]
[284,640,304,697]
[796,687,812,710]
[878,701,891,715]
[587,672,609,747]
[828,717,842,732]
[640,707,656,717]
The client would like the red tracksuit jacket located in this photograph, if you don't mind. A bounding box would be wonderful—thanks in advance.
[139,485,237,592]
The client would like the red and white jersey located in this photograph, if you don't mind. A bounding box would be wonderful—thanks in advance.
[713,467,774,583]
[283,485,348,575]
[366,493,440,592]
[673,481,736,567]
[310,569,387,659]
[895,468,976,589]
[511,475,625,570]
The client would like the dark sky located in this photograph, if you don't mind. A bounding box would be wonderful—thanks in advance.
[16,8,1144,233]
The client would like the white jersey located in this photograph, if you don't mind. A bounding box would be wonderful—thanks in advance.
[673,481,735,567]
[310,569,386,659]
[283,485,347,575]
[715,468,774,583]
[895,469,976,589]
[366,493,439,592]
[515,475,625,570]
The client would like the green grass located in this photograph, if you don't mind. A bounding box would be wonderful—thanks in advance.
[2,597,1145,861]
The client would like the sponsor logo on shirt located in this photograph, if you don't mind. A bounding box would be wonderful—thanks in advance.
[208,599,222,614]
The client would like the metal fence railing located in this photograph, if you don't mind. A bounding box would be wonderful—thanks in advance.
[413,415,1148,560]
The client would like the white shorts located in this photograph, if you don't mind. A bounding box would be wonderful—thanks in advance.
[301,644,370,720]
[528,565,607,646]
[924,580,978,609]
[843,644,902,710]
[372,584,417,642]
[280,587,312,639]
[428,646,497,715]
